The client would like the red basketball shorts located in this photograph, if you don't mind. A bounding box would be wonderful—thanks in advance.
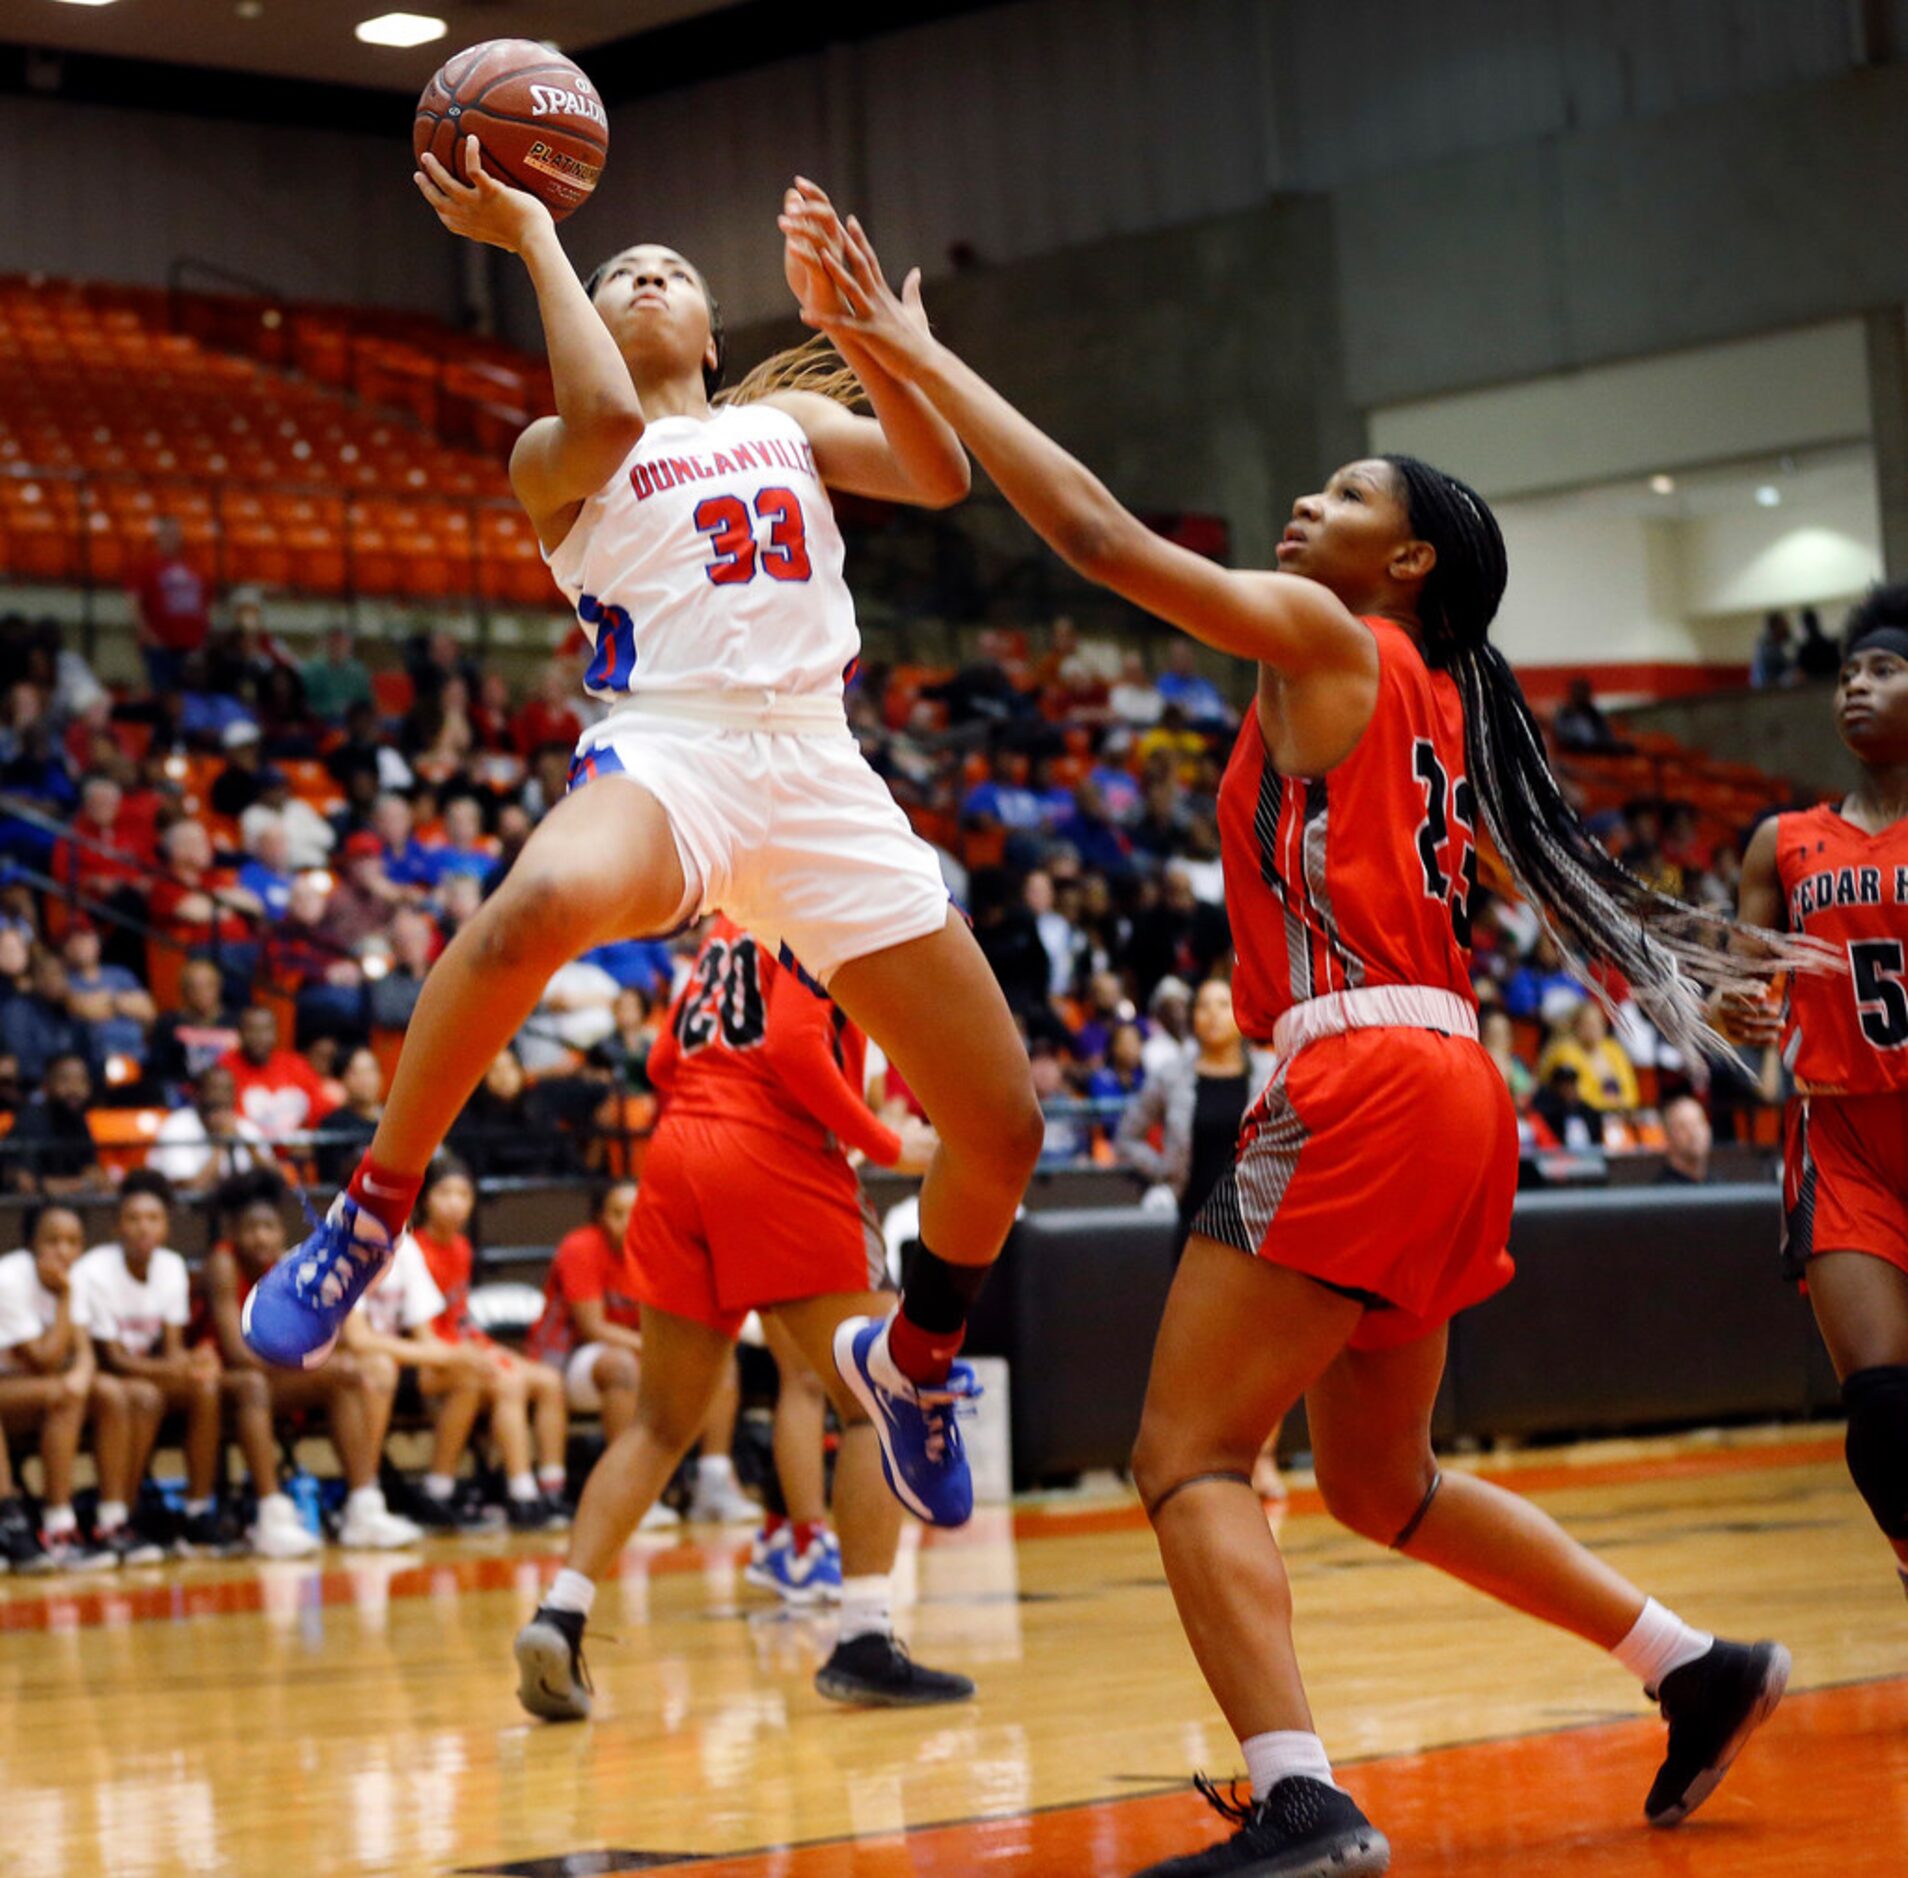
[1192,1027,1519,1351]
[1782,1091,1908,1283]
[624,1114,884,1338]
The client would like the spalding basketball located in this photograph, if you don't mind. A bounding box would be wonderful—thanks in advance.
[414,40,608,223]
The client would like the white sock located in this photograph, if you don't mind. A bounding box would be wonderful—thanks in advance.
[185,1497,215,1518]
[508,1472,541,1504]
[345,1485,386,1518]
[422,1473,456,1501]
[547,1568,596,1618]
[1241,1730,1337,1801]
[97,1500,129,1532]
[43,1504,77,1537]
[697,1454,735,1487]
[1612,1598,1713,1693]
[537,1466,566,1496]
[837,1574,892,1645]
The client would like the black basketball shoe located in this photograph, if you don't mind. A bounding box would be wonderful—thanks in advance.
[515,1606,593,1721]
[814,1632,976,1707]
[1644,1637,1790,1827]
[0,1495,45,1574]
[1132,1775,1390,1877]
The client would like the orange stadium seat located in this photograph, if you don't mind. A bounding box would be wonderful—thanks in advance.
[87,1107,168,1174]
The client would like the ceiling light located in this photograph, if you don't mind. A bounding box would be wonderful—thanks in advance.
[1649,474,1675,495]
[46,1,120,9]
[1755,485,1781,508]
[354,12,447,47]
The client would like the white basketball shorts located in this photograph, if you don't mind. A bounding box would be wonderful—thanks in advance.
[566,690,950,985]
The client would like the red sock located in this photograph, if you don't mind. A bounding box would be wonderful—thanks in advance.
[792,1521,822,1553]
[346,1157,422,1237]
[760,1513,787,1540]
[886,1311,964,1387]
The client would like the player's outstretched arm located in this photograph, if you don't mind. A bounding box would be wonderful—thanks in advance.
[770,183,970,511]
[799,218,1370,686]
[416,135,645,535]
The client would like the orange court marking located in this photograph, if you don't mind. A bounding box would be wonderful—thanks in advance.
[659,1674,1908,1877]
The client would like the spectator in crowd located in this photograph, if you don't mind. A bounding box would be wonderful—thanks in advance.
[517,954,622,1074]
[263,875,364,1043]
[588,988,656,1094]
[366,906,440,1032]
[927,627,1037,730]
[407,674,478,784]
[1538,1000,1640,1113]
[203,1172,421,1549]
[1087,1021,1147,1101]
[1532,1062,1602,1152]
[370,793,440,896]
[236,817,296,922]
[1480,1007,1534,1107]
[430,795,498,885]
[1793,605,1840,679]
[1153,640,1231,727]
[962,752,1046,845]
[72,1170,318,1557]
[510,660,584,758]
[0,1050,20,1126]
[2,1053,106,1196]
[518,739,575,821]
[1552,676,1626,754]
[449,1047,578,1177]
[148,1063,274,1191]
[973,873,1053,1019]
[1054,777,1134,878]
[210,722,269,819]
[407,1158,569,1528]
[327,700,413,801]
[300,625,374,724]
[580,932,674,1004]
[1502,931,1582,1025]
[338,1222,492,1532]
[146,956,240,1096]
[1072,969,1135,1067]
[1657,1095,1714,1185]
[51,773,155,921]
[150,820,261,959]
[435,869,486,940]
[1028,1039,1090,1166]
[2,947,93,1086]
[1109,651,1163,727]
[128,517,210,694]
[241,772,335,872]
[315,1046,385,1187]
[1025,869,1082,999]
[1141,975,1193,1077]
[322,832,403,952]
[1136,702,1208,782]
[220,1005,335,1144]
[1751,610,1794,689]
[523,1179,653,1454]
[60,921,155,1078]
[1127,863,1229,999]
[469,671,517,752]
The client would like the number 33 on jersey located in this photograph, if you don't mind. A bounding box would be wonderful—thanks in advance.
[1775,804,1908,1093]
[543,402,862,703]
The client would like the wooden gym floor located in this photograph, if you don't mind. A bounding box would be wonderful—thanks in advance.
[2,1428,1903,1876]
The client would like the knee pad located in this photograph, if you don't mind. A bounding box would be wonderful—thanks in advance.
[1843,1366,1908,1542]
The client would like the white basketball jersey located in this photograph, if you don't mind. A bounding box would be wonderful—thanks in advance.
[543,402,861,700]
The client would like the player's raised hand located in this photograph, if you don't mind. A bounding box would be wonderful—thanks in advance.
[1709,983,1783,1047]
[779,176,847,314]
[799,214,938,375]
[415,136,553,253]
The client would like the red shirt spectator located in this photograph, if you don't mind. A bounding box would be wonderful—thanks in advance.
[510,663,583,758]
[220,1006,335,1142]
[413,1224,488,1347]
[50,776,156,904]
[526,1215,642,1366]
[131,519,211,654]
[150,820,259,952]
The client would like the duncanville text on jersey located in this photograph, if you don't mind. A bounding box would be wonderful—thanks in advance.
[629,435,820,502]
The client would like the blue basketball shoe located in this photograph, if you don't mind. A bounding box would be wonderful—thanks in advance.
[833,1315,979,1529]
[242,1193,395,1368]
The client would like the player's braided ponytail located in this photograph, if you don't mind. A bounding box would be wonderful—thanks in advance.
[1382,454,1832,1063]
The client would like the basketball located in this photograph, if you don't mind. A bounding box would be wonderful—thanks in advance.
[413,39,608,223]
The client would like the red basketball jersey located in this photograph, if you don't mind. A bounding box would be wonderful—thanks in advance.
[1775,804,1908,1095]
[1218,619,1478,1044]
[649,917,900,1164]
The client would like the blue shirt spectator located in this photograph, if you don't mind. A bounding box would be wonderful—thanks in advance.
[962,778,1046,831]
[238,856,294,921]
[584,938,674,998]
[1155,645,1231,726]
[1,952,92,1084]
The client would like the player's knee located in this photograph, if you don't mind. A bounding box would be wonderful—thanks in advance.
[947,1076,1044,1182]
[231,1369,270,1410]
[1844,1366,1908,1540]
[327,1349,362,1387]
[1315,1453,1435,1544]
[129,1379,165,1418]
[359,1352,399,1398]
[600,1350,639,1393]
[472,871,574,972]
[91,1374,127,1413]
[59,1366,91,1407]
[1130,1413,1231,1518]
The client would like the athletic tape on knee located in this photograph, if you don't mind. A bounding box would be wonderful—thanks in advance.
[1145,1469,1254,1522]
[1843,1367,1908,1541]
[1390,1471,1443,1551]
